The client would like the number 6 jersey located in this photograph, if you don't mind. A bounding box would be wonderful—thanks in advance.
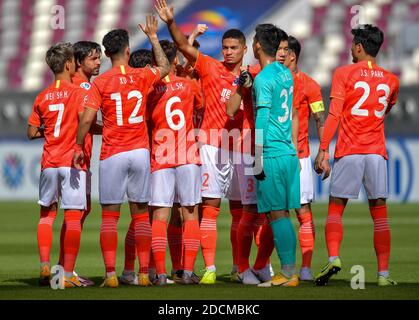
[86,65,160,160]
[329,60,399,159]
[147,74,203,172]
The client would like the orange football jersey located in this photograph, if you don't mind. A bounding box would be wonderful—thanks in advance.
[293,71,324,159]
[194,53,243,149]
[72,72,95,168]
[324,60,399,159]
[147,74,202,171]
[28,79,87,170]
[86,65,160,160]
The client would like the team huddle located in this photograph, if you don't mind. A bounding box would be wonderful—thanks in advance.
[28,0,399,289]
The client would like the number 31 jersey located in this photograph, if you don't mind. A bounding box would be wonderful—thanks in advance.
[330,60,399,159]
[86,65,160,160]
[147,74,203,172]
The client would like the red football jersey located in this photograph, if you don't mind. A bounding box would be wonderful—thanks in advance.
[28,80,87,170]
[239,64,261,155]
[147,74,202,172]
[86,65,160,160]
[194,53,243,149]
[327,60,399,159]
[294,71,324,159]
[72,72,94,168]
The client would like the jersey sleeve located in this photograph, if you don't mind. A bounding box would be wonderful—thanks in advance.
[28,96,42,127]
[254,75,273,109]
[85,81,102,111]
[143,66,161,88]
[330,67,346,101]
[191,80,203,109]
[292,74,302,108]
[194,52,214,77]
[389,76,400,107]
[72,88,89,113]
[306,77,325,113]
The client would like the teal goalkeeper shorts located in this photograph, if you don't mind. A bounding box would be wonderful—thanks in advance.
[256,154,301,213]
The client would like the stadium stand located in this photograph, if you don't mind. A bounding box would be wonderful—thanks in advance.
[0,0,418,137]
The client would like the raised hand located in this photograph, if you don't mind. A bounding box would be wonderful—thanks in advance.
[139,14,159,39]
[192,24,208,38]
[155,0,174,24]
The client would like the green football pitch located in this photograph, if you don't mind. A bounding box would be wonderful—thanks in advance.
[0,201,418,300]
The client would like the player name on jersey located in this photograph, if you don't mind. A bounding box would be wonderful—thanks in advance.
[44,90,69,101]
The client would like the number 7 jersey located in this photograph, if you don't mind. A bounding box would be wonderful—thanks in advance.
[86,65,160,160]
[28,80,87,170]
[330,60,399,159]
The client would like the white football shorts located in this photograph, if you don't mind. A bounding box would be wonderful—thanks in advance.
[299,156,315,205]
[150,164,201,207]
[200,144,234,198]
[99,148,151,204]
[330,154,388,199]
[38,167,86,210]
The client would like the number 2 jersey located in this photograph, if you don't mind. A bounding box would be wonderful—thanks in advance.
[86,65,160,160]
[28,79,87,170]
[147,74,203,172]
[326,60,399,159]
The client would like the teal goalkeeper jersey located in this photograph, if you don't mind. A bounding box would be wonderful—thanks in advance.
[253,61,296,158]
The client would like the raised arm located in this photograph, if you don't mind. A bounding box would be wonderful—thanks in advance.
[139,14,170,79]
[226,68,254,117]
[188,24,208,46]
[155,0,199,65]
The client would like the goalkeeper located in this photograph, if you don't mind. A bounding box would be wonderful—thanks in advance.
[252,24,300,287]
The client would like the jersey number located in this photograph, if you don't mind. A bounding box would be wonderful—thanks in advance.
[111,90,143,126]
[49,103,64,137]
[278,86,293,123]
[351,81,390,118]
[166,96,185,131]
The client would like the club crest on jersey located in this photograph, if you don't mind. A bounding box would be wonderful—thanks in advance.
[80,82,91,90]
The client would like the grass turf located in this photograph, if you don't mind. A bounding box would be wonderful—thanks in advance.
[0,201,418,300]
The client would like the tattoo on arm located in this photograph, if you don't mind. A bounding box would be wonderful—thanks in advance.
[150,36,170,78]
[314,111,326,129]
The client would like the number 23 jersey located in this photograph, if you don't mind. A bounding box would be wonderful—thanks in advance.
[330,60,399,159]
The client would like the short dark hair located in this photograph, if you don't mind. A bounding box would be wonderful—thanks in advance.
[255,24,288,57]
[159,40,178,65]
[287,36,301,62]
[73,41,102,67]
[45,42,74,74]
[351,24,384,57]
[222,29,246,45]
[129,49,152,68]
[102,29,129,56]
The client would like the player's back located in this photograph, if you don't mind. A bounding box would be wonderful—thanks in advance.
[29,80,85,169]
[254,61,295,157]
[332,60,399,158]
[148,74,201,171]
[89,65,160,160]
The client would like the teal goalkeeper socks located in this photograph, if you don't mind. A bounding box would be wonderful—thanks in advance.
[270,217,297,274]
